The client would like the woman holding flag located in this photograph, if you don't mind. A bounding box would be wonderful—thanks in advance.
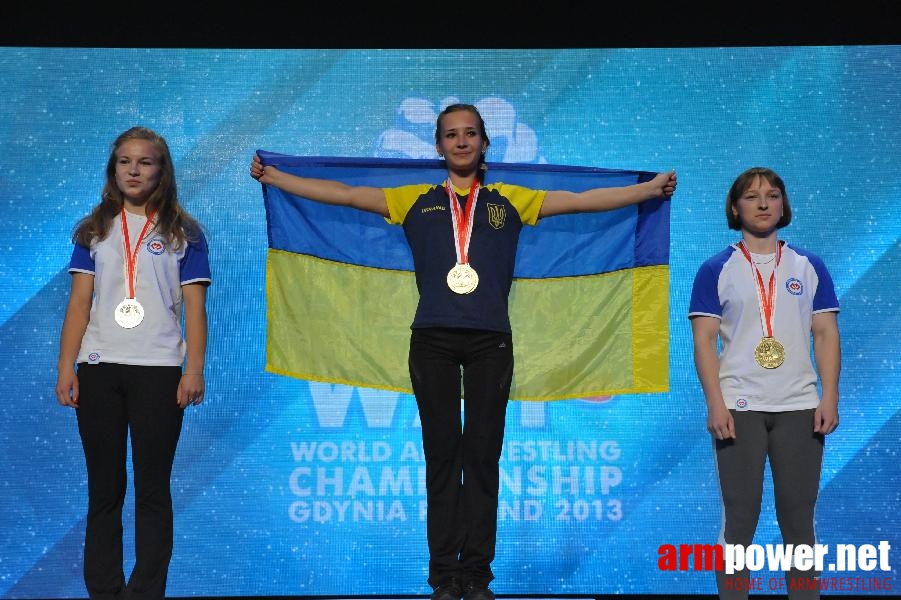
[251,103,675,600]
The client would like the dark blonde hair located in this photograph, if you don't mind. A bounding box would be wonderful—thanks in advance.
[73,126,203,249]
[725,167,793,231]
[435,103,491,182]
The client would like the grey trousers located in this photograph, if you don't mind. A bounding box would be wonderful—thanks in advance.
[714,408,824,600]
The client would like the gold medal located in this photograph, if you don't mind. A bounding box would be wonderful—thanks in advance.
[737,241,785,370]
[115,298,144,329]
[445,179,480,295]
[447,263,479,294]
[754,336,785,369]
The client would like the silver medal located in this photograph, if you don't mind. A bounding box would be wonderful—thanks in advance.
[115,298,144,329]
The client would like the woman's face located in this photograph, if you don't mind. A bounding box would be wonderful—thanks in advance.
[114,138,162,211]
[732,175,784,236]
[435,110,487,172]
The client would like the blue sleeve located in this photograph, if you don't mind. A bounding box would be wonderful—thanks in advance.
[180,232,212,285]
[688,260,723,318]
[68,243,94,274]
[808,253,839,312]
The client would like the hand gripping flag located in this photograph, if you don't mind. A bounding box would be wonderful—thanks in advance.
[259,151,670,401]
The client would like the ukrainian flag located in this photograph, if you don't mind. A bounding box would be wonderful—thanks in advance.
[260,151,669,401]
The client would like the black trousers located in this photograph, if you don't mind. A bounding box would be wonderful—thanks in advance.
[76,363,184,600]
[409,327,514,589]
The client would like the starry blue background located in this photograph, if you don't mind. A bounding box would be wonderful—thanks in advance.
[1,47,899,598]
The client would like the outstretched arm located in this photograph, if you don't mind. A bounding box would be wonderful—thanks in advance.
[250,153,389,217]
[539,170,676,218]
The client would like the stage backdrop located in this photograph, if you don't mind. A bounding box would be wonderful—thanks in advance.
[1,47,899,598]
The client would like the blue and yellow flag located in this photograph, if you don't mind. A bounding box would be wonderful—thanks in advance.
[260,151,670,401]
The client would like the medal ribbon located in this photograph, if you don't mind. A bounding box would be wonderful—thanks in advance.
[445,179,480,265]
[120,207,157,299]
[737,240,782,338]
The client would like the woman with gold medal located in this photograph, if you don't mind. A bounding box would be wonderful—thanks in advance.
[250,103,676,600]
[689,167,841,599]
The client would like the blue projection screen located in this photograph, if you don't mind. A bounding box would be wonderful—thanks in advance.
[1,47,899,598]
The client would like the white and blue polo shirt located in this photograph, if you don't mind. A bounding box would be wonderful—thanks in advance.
[688,241,839,411]
[68,211,212,367]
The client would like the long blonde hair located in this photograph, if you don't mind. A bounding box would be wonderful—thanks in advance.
[73,126,203,249]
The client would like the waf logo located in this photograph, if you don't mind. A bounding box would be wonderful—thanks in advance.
[146,237,166,255]
[785,277,803,296]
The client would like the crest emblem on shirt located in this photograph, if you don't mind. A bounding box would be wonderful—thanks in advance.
[487,203,506,230]
[785,277,803,296]
[146,237,166,255]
